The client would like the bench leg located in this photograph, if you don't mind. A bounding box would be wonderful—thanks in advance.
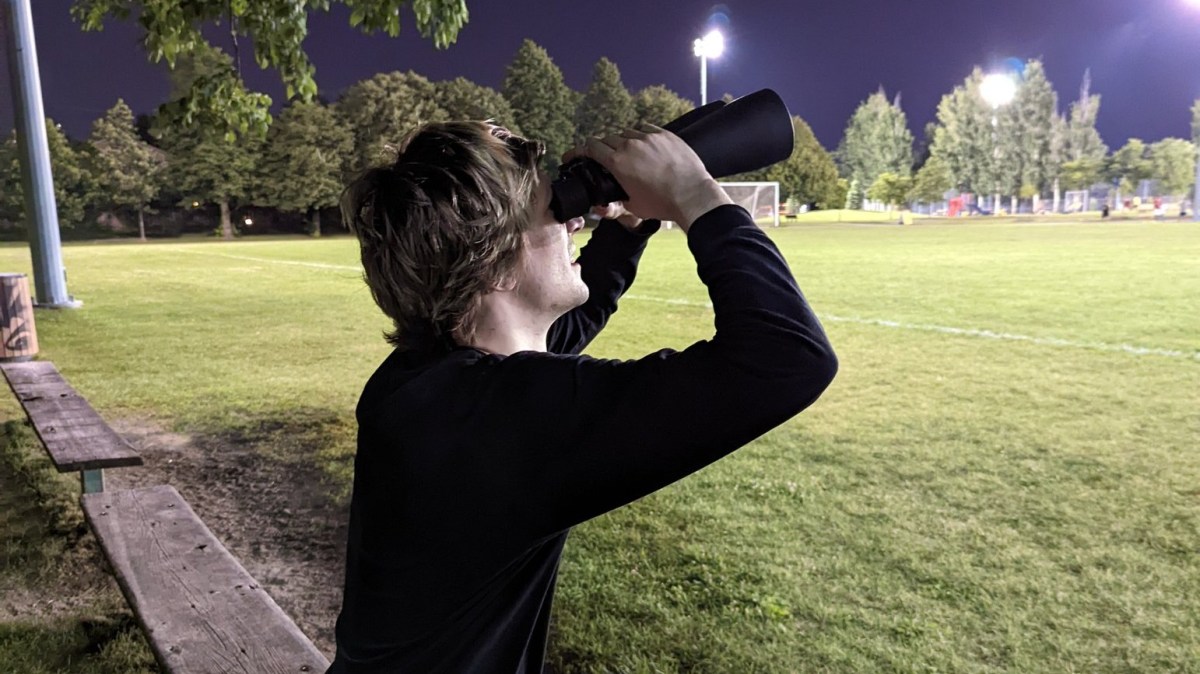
[81,469,104,494]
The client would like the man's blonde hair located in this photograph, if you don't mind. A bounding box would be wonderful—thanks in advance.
[342,121,544,351]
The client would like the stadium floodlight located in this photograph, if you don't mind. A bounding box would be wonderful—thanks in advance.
[692,30,725,105]
[980,73,1017,110]
[980,72,1017,216]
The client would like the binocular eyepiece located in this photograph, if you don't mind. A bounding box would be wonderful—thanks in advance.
[549,89,795,223]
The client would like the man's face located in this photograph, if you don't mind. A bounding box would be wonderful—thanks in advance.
[509,170,589,319]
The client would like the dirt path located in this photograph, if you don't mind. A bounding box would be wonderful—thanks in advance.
[107,417,348,658]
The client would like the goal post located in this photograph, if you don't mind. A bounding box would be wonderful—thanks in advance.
[718,182,781,227]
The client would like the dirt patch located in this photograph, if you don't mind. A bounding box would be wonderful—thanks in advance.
[107,416,348,658]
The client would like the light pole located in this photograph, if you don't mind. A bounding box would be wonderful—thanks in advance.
[1,0,78,307]
[692,30,724,106]
[981,72,1017,215]
[1193,104,1199,222]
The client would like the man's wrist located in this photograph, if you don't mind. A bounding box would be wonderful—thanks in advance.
[676,181,734,232]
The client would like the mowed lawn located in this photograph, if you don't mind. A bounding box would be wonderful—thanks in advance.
[0,217,1197,672]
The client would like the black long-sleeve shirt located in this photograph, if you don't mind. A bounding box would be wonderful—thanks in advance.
[327,204,838,673]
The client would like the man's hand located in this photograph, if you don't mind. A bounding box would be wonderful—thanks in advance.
[562,125,732,232]
[590,201,642,232]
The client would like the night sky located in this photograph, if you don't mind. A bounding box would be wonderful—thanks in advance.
[4,0,1200,150]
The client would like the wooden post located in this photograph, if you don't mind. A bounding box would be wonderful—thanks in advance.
[0,273,39,361]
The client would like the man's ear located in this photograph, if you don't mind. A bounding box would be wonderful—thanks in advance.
[491,272,518,293]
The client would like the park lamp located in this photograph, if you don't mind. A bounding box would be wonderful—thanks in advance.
[693,30,725,106]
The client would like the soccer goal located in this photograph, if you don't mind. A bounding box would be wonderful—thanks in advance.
[719,182,781,227]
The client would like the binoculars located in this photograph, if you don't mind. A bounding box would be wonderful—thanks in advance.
[550,89,795,223]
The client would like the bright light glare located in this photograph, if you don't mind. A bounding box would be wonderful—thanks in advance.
[693,30,724,59]
[980,73,1017,108]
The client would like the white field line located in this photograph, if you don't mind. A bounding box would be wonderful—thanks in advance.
[623,294,1200,362]
[173,248,362,272]
[165,249,1198,362]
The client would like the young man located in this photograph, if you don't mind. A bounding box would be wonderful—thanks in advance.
[328,121,837,673]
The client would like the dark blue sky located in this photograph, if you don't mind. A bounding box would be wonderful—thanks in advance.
[4,0,1200,150]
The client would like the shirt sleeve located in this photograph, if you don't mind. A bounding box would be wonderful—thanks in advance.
[479,205,838,541]
[546,218,660,355]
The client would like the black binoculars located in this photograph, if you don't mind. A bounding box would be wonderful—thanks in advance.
[549,89,795,223]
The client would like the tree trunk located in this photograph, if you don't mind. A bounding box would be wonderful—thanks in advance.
[1052,178,1061,214]
[308,207,321,238]
[219,200,233,240]
[1010,195,1017,214]
[993,192,1000,215]
[138,208,146,242]
[1032,194,1040,214]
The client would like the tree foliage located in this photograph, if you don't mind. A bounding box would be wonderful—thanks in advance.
[1107,139,1151,194]
[997,60,1058,194]
[767,116,841,208]
[1062,70,1108,164]
[257,101,354,235]
[0,121,90,228]
[866,172,913,208]
[337,71,447,175]
[1148,138,1196,196]
[909,155,952,203]
[503,39,577,171]
[632,86,694,128]
[71,0,469,137]
[1059,158,1103,190]
[836,89,913,190]
[87,99,163,239]
[434,77,520,133]
[1192,99,1200,146]
[930,68,996,194]
[574,58,635,142]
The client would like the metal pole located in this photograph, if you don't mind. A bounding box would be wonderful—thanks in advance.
[1193,144,1199,221]
[2,0,79,308]
[700,55,707,106]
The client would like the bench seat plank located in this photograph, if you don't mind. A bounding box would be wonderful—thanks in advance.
[1,361,142,472]
[82,485,330,674]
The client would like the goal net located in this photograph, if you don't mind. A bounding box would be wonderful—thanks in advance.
[1062,190,1090,213]
[719,182,781,227]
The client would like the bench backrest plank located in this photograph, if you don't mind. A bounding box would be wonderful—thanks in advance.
[1,361,142,472]
[82,485,330,674]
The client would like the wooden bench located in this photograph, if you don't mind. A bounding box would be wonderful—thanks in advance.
[82,484,331,674]
[1,360,142,492]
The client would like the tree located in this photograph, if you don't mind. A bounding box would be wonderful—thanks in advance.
[574,58,635,142]
[1192,99,1200,145]
[71,0,469,137]
[503,40,576,171]
[1148,138,1196,196]
[1062,70,1108,164]
[86,99,162,240]
[257,101,353,236]
[909,155,952,203]
[929,68,997,195]
[1107,139,1151,195]
[337,71,446,176]
[767,116,841,209]
[1059,158,1103,190]
[999,60,1058,199]
[632,85,693,127]
[0,121,90,229]
[162,126,259,240]
[866,172,912,209]
[434,77,520,133]
[836,89,913,194]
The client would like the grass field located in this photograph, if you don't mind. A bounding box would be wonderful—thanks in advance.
[1,217,1197,672]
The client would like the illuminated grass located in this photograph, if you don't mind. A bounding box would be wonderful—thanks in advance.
[0,217,1196,672]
